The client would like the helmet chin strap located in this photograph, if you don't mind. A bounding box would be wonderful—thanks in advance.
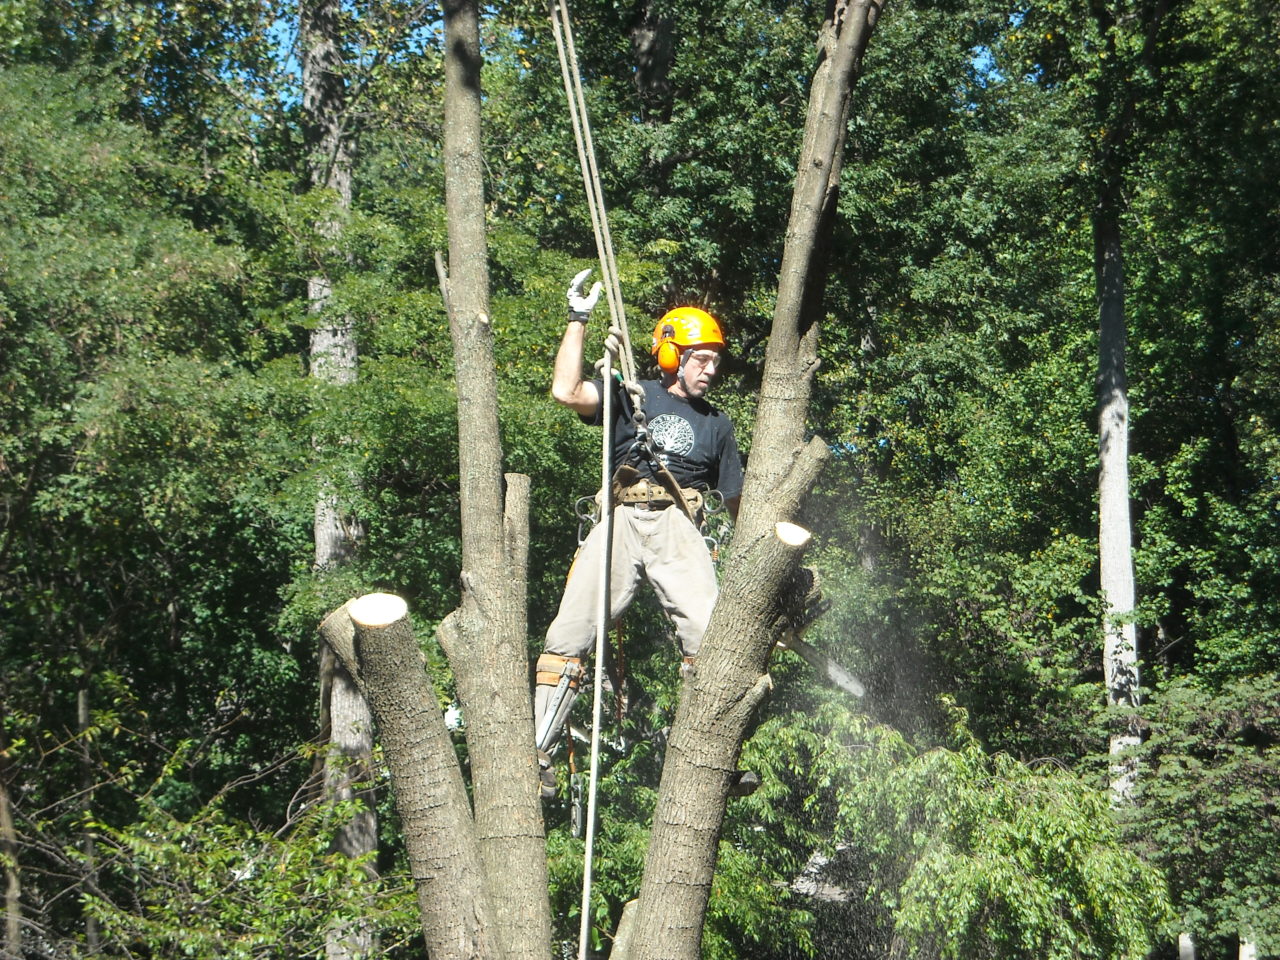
[675,348,694,394]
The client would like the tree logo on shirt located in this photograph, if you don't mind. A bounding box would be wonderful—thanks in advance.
[649,414,695,457]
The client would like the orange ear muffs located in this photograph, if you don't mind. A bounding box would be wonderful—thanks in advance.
[656,324,681,373]
[657,339,681,373]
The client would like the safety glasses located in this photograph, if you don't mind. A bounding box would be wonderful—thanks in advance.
[686,349,722,371]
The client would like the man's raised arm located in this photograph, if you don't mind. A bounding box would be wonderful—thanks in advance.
[550,269,603,417]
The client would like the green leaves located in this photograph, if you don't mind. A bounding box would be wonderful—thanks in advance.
[708,698,1173,959]
[1131,675,1280,954]
[86,792,421,959]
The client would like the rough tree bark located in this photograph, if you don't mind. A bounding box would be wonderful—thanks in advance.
[434,1,551,956]
[301,1,376,956]
[320,598,498,960]
[627,2,885,957]
[314,3,549,956]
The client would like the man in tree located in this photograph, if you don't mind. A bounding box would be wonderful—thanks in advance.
[534,270,745,798]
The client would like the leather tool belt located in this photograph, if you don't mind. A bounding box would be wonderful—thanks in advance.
[613,477,704,515]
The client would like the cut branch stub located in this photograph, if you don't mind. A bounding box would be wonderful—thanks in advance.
[775,521,812,547]
[349,592,409,628]
[318,600,361,688]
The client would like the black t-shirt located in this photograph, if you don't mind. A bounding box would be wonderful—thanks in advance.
[587,379,744,499]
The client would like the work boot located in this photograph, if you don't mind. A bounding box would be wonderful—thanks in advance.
[728,769,760,798]
[537,749,557,800]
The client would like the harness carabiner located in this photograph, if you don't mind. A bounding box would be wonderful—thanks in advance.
[575,495,601,546]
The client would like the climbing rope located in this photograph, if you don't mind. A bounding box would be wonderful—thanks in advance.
[548,0,647,414]
[547,3,630,958]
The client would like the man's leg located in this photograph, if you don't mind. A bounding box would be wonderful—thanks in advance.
[534,653,584,753]
[641,507,718,658]
[534,508,644,793]
[642,508,759,797]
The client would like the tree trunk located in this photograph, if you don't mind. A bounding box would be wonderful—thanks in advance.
[301,2,376,956]
[77,685,99,954]
[628,2,885,956]
[321,597,499,960]
[737,0,880,535]
[318,4,549,956]
[629,0,675,121]
[1095,193,1140,802]
[301,0,353,207]
[1088,0,1169,806]
[0,715,21,960]
[322,658,377,960]
[437,2,550,957]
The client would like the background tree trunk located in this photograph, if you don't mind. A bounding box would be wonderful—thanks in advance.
[77,683,99,954]
[436,1,550,957]
[628,1,885,957]
[1,711,20,959]
[629,0,675,122]
[1088,0,1169,806]
[1095,192,1140,802]
[301,2,376,956]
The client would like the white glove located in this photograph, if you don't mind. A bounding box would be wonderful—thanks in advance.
[566,268,604,322]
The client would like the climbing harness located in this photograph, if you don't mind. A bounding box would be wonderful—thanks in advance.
[700,488,732,562]
[574,494,600,547]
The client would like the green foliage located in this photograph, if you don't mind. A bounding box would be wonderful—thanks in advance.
[735,699,1173,960]
[878,733,1172,959]
[1131,675,1280,955]
[87,792,420,958]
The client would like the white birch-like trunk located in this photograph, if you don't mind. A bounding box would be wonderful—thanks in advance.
[1096,206,1140,803]
[78,685,100,953]
[302,3,375,957]
[322,666,377,960]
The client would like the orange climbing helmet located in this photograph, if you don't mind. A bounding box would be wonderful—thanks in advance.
[650,306,726,374]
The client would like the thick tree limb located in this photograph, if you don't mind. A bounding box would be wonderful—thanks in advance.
[331,594,498,960]
[318,600,361,686]
[631,520,818,955]
[438,2,550,953]
[627,0,885,954]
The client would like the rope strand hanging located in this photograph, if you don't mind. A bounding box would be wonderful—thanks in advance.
[548,3,636,959]
[549,0,646,410]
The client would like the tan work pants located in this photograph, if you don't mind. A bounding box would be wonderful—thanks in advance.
[544,503,716,659]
